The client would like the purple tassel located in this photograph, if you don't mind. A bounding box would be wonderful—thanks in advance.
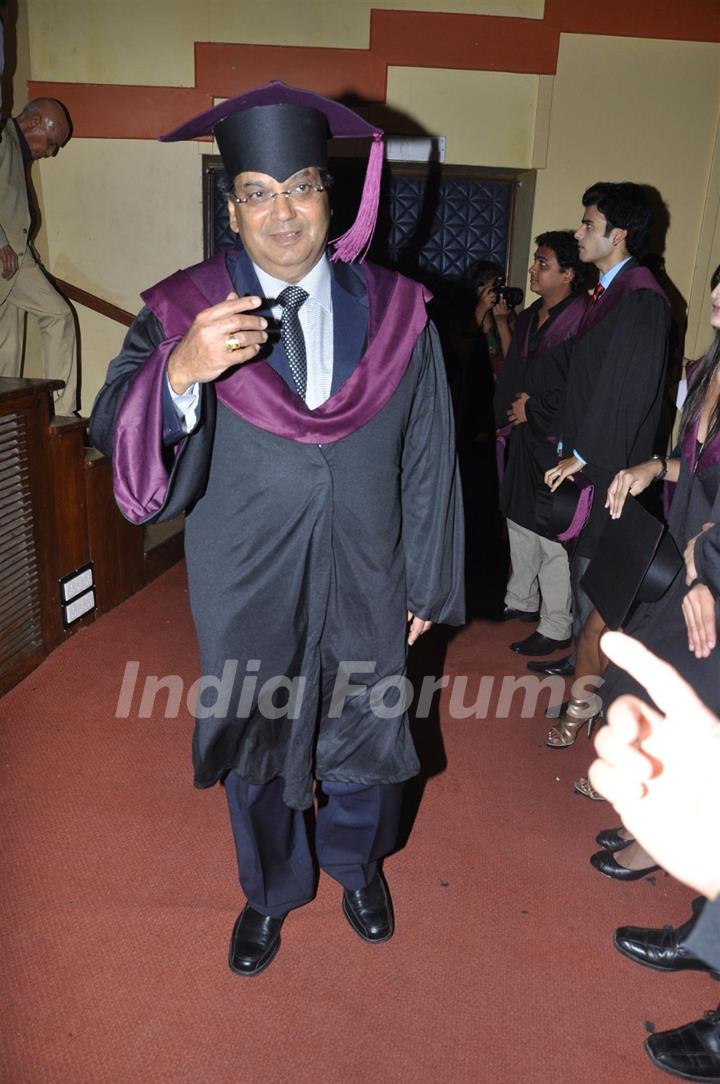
[331,133,383,264]
[557,482,594,542]
[495,425,512,482]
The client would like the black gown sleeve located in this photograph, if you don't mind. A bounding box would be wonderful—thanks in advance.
[493,334,522,428]
[524,339,571,438]
[568,290,669,471]
[401,322,466,625]
[88,307,167,456]
[694,523,720,599]
[88,306,216,524]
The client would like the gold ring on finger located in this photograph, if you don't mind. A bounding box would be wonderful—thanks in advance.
[225,335,242,352]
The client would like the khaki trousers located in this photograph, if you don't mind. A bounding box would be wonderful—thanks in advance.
[505,518,573,639]
[0,250,77,415]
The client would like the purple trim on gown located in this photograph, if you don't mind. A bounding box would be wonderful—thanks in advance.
[578,265,668,338]
[516,292,589,360]
[112,253,431,521]
[682,415,720,472]
[112,336,184,522]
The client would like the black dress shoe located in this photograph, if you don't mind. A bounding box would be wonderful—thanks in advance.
[613,908,719,977]
[228,904,285,977]
[510,631,572,656]
[342,873,394,943]
[595,826,634,851]
[645,1009,720,1082]
[502,606,540,622]
[526,655,575,677]
[590,849,661,880]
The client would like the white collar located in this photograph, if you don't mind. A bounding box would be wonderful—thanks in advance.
[252,254,332,312]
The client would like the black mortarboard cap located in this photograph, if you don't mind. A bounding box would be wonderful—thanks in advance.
[580,495,683,630]
[161,81,384,263]
[534,475,594,543]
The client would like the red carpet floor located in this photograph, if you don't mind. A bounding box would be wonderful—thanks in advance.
[0,563,711,1083]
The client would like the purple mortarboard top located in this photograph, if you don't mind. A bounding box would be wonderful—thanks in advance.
[161,80,384,264]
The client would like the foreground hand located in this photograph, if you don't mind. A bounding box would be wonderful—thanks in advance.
[544,455,581,492]
[167,293,268,394]
[588,631,720,900]
[684,522,715,584]
[492,298,510,323]
[407,611,432,646]
[0,243,18,280]
[682,583,717,658]
[605,461,661,520]
[506,392,528,425]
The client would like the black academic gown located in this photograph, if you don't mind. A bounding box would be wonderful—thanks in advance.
[602,423,720,713]
[89,249,465,809]
[494,295,581,530]
[559,260,670,558]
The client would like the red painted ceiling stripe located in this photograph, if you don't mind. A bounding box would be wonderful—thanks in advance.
[545,0,720,42]
[26,82,212,139]
[370,11,560,74]
[194,42,387,102]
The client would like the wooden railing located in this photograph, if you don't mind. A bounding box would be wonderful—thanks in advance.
[53,277,135,327]
[0,280,184,694]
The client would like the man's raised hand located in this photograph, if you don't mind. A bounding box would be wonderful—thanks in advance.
[167,293,268,394]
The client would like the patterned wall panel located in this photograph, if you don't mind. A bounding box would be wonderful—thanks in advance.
[206,158,512,283]
[385,175,511,278]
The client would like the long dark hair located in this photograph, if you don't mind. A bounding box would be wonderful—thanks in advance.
[680,264,720,443]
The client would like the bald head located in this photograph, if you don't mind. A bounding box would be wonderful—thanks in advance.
[17,99,72,159]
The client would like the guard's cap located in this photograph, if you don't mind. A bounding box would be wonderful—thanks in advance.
[161,80,384,263]
[580,495,683,630]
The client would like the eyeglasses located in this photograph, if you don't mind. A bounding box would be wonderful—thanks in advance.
[228,183,326,208]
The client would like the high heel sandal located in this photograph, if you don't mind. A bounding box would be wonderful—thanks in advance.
[545,701,600,748]
[574,776,606,801]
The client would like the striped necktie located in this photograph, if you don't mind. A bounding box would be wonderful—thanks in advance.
[592,283,605,305]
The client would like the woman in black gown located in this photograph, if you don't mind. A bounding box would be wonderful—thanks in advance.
[589,264,720,876]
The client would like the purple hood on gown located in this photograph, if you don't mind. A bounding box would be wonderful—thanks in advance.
[113,253,431,521]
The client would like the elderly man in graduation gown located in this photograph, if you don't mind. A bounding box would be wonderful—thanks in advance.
[89,82,464,977]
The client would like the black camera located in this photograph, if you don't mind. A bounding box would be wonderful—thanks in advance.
[493,276,524,308]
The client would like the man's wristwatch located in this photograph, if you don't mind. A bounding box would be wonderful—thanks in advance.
[650,454,667,481]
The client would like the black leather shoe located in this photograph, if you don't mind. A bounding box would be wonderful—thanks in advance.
[526,655,575,677]
[614,910,719,977]
[595,826,634,852]
[510,631,572,656]
[228,904,285,977]
[590,849,661,880]
[342,874,394,943]
[645,1009,720,1081]
[502,606,540,622]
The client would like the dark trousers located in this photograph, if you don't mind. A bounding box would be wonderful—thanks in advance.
[224,774,403,918]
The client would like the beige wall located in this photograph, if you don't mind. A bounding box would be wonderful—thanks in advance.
[532,33,720,358]
[12,1,720,410]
